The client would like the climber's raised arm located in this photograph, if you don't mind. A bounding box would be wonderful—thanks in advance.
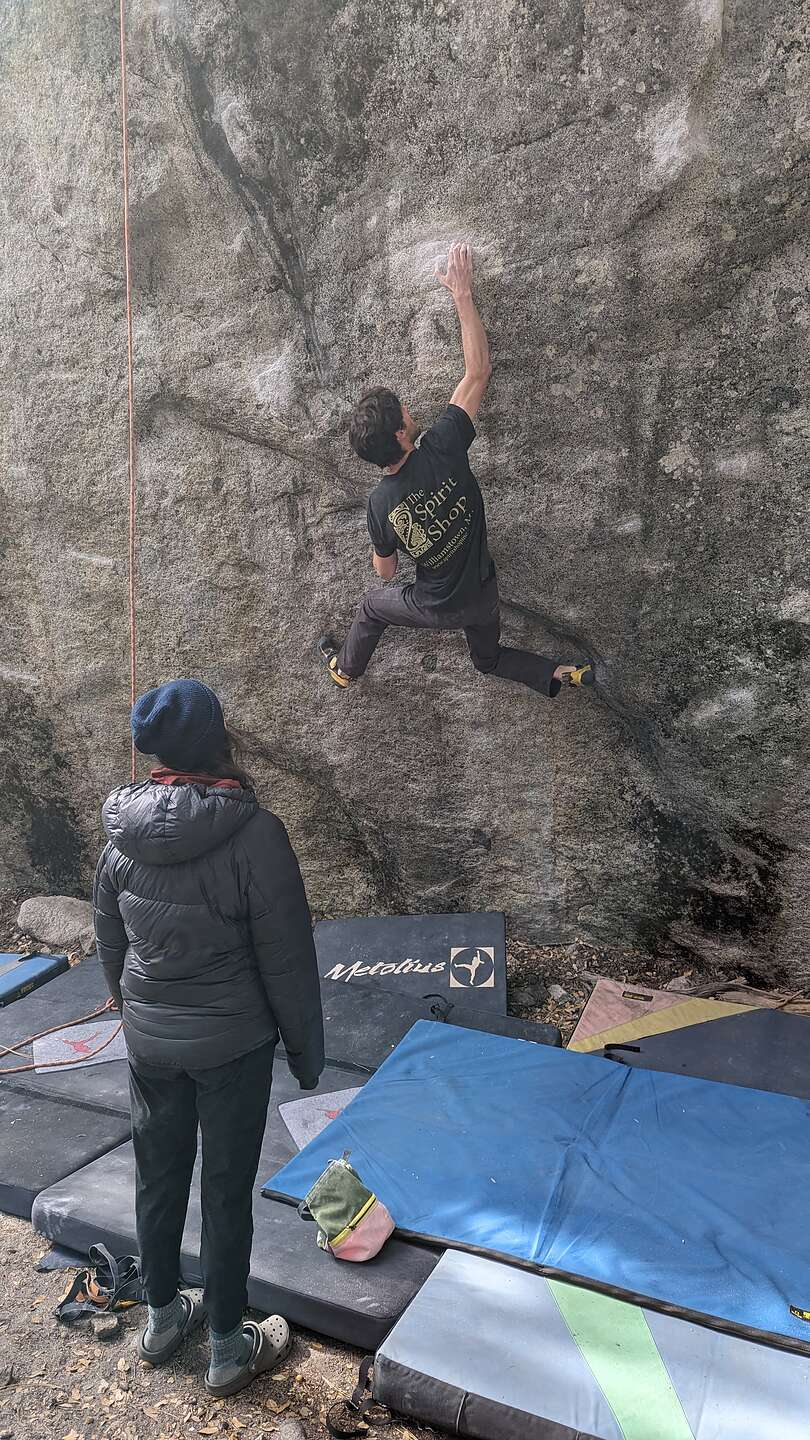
[436,242,492,421]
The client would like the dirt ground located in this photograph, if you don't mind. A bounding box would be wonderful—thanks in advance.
[0,895,740,1440]
[0,1211,431,1440]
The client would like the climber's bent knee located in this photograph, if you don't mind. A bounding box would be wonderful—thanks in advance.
[469,652,499,676]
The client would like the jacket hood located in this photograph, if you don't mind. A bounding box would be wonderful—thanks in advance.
[102,781,258,866]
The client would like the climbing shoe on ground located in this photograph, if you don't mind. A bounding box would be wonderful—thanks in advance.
[205,1315,293,1398]
[319,636,351,688]
[568,663,595,687]
[137,1291,206,1367]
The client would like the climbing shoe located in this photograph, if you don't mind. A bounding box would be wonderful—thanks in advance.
[319,636,351,689]
[568,663,595,688]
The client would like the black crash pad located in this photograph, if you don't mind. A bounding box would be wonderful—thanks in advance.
[0,1086,132,1219]
[605,1009,810,1099]
[316,981,560,1074]
[32,1055,438,1348]
[316,912,507,1014]
[0,955,129,1115]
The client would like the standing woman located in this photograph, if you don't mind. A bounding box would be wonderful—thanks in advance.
[93,680,324,1396]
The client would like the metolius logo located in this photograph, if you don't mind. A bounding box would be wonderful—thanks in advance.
[449,947,495,988]
[323,959,446,983]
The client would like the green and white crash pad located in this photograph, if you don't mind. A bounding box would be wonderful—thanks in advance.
[373,1249,810,1440]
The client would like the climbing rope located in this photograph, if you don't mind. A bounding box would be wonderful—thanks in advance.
[0,999,122,1074]
[118,0,138,781]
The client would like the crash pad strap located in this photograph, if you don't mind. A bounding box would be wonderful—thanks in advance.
[549,1282,695,1440]
[568,999,753,1054]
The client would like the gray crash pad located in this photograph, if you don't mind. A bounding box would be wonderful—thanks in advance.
[316,981,560,1074]
[605,1009,810,1099]
[374,1249,810,1440]
[0,1086,131,1219]
[32,1054,438,1348]
[316,912,507,1014]
[0,955,129,1114]
[279,1087,362,1149]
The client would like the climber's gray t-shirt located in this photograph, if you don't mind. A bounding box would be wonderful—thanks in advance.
[366,405,492,611]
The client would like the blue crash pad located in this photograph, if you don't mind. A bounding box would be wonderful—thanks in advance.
[266,1021,810,1350]
[0,952,69,1006]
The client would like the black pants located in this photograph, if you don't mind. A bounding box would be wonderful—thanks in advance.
[338,571,560,696]
[129,1041,274,1334]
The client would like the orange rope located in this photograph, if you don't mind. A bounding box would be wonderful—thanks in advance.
[0,1001,122,1075]
[119,0,138,781]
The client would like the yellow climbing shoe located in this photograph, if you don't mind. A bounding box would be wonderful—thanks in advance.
[568,663,595,688]
[319,637,351,689]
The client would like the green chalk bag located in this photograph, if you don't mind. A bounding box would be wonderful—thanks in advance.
[298,1156,395,1262]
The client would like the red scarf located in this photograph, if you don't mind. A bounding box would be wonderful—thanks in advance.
[150,766,242,791]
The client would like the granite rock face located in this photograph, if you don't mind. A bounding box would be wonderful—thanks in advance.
[0,1,808,981]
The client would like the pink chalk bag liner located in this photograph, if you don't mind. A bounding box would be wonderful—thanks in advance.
[298,1156,395,1261]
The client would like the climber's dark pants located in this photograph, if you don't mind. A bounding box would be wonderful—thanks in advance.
[338,570,560,696]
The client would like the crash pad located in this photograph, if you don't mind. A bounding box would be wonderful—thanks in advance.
[568,997,753,1054]
[568,976,690,1049]
[279,1088,362,1149]
[0,955,129,1113]
[267,1021,810,1350]
[315,979,560,1074]
[605,1008,810,1099]
[0,1085,131,1218]
[570,977,808,1053]
[375,1249,810,1440]
[33,1018,127,1073]
[32,1055,438,1348]
[0,952,69,1006]
[315,911,506,1014]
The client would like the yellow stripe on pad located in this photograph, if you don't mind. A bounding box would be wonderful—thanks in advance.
[569,999,754,1053]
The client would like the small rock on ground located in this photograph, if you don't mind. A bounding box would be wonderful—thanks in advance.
[548,983,570,1002]
[16,896,94,955]
[92,1313,121,1340]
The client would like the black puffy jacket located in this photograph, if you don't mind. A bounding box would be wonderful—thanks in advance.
[92,779,324,1083]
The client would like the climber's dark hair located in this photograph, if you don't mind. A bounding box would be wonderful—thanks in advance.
[159,726,254,790]
[348,387,404,468]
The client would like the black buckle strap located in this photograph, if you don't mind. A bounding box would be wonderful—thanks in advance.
[326,1356,391,1438]
[55,1244,144,1322]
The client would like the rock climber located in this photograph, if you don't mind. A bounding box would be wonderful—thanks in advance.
[93,679,324,1396]
[319,242,594,697]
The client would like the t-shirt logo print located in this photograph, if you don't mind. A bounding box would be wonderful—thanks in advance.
[449,946,496,988]
[388,501,432,558]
